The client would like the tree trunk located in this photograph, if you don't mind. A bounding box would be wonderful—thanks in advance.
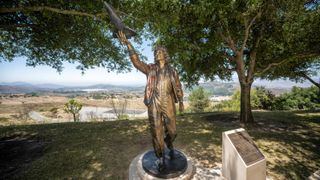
[72,113,76,122]
[240,83,254,123]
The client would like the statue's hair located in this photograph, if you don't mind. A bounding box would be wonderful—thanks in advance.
[154,46,170,63]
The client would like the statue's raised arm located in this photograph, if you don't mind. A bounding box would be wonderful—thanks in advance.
[117,31,149,75]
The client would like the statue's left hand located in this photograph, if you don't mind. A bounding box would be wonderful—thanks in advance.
[179,102,184,114]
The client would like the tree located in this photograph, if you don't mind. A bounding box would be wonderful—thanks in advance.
[251,86,275,110]
[263,59,320,89]
[110,97,128,120]
[135,0,320,123]
[0,0,146,72]
[188,87,210,112]
[64,99,82,122]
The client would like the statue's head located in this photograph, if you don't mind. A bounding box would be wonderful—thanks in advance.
[154,46,170,64]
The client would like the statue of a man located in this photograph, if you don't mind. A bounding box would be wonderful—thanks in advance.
[118,31,184,171]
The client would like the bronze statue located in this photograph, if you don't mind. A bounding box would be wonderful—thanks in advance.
[117,31,184,171]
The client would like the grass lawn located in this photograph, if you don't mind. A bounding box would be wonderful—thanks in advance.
[0,111,319,179]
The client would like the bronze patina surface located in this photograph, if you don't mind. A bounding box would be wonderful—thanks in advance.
[142,149,188,178]
[103,1,136,38]
[118,31,185,173]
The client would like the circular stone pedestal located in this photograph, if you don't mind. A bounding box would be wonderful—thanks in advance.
[129,150,195,180]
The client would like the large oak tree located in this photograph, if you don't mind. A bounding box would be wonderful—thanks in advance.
[134,0,320,123]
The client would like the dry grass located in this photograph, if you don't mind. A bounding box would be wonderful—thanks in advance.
[0,110,319,179]
[0,96,147,126]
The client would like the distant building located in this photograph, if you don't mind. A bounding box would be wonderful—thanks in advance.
[210,96,232,102]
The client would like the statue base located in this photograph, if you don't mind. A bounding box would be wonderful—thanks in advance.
[129,149,195,180]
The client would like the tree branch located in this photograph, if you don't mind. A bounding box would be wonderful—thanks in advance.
[218,21,246,79]
[241,12,261,52]
[0,6,145,26]
[0,6,106,19]
[299,72,320,88]
[221,65,236,73]
[246,53,256,83]
[220,49,235,61]
[257,53,319,75]
[218,21,237,53]
[246,32,262,82]
[258,59,291,75]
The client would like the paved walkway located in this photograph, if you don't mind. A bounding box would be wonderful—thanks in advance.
[28,111,49,121]
[28,111,67,123]
[192,163,224,180]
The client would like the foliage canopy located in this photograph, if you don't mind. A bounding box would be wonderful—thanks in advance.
[0,0,145,72]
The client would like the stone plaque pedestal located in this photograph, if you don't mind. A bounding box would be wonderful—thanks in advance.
[129,149,195,180]
[222,128,266,180]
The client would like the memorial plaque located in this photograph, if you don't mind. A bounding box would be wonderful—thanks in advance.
[228,131,264,166]
[222,128,266,180]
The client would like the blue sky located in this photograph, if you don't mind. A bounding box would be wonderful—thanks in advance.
[0,40,154,86]
[0,58,148,86]
[0,39,317,87]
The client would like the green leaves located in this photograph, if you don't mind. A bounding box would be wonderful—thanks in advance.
[64,99,82,122]
[0,0,140,73]
[1,0,318,83]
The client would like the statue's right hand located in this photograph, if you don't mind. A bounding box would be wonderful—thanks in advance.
[117,31,129,45]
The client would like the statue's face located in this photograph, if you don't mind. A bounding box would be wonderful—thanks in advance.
[155,50,165,64]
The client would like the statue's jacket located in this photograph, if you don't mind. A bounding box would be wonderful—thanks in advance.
[129,53,183,107]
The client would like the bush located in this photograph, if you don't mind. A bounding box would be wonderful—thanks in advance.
[213,86,275,111]
[251,86,275,110]
[111,98,128,120]
[209,85,319,112]
[212,91,240,111]
[119,114,129,120]
[188,87,210,112]
[64,99,82,122]
[273,86,320,110]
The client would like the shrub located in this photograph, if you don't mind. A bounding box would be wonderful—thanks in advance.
[273,86,320,110]
[251,86,275,110]
[188,87,210,112]
[64,99,82,122]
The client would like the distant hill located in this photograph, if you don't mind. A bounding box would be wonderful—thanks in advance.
[0,82,35,87]
[189,80,308,96]
[36,83,66,89]
[0,82,73,94]
[0,80,311,95]
[56,84,144,92]
[0,82,144,94]
[0,84,47,94]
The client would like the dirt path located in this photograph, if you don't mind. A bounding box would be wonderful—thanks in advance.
[28,111,49,121]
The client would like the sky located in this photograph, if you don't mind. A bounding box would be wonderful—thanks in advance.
[0,40,154,86]
[0,39,317,88]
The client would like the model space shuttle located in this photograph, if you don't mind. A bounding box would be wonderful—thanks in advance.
[103,1,137,39]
